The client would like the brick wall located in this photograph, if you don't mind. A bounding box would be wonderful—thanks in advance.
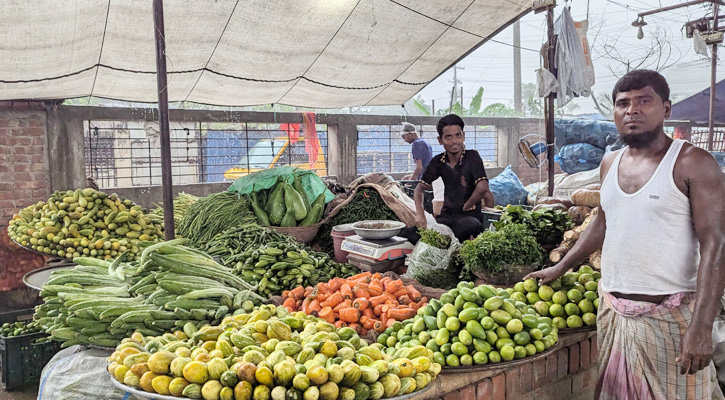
[515,121,563,186]
[424,333,598,400]
[0,101,51,228]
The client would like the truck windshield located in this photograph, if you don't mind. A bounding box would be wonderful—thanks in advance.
[234,139,287,169]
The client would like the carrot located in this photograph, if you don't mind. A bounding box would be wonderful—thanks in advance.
[392,288,409,299]
[387,307,416,321]
[352,284,370,299]
[304,287,314,297]
[290,286,305,301]
[348,322,361,334]
[282,290,290,298]
[327,278,342,293]
[333,299,352,313]
[359,316,375,330]
[385,318,396,328]
[410,297,428,311]
[372,272,382,280]
[398,295,412,305]
[301,298,312,314]
[373,320,385,332]
[340,284,353,300]
[318,307,335,324]
[367,280,383,296]
[362,308,374,319]
[373,304,385,316]
[308,299,322,316]
[320,292,343,308]
[333,320,348,329]
[282,297,297,311]
[381,312,389,326]
[369,294,389,308]
[339,307,360,323]
[352,298,369,310]
[406,285,422,302]
[385,279,404,294]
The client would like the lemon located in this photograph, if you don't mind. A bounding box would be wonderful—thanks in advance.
[566,315,583,328]
[514,346,527,359]
[506,319,524,335]
[564,303,580,316]
[538,285,554,301]
[578,299,595,314]
[567,289,583,303]
[582,313,597,326]
[549,304,565,317]
[552,317,567,330]
[523,278,539,293]
[526,292,541,305]
[514,282,526,293]
[500,345,515,361]
[552,291,568,305]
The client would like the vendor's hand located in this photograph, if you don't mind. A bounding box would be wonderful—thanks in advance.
[677,326,714,375]
[462,201,475,212]
[402,174,412,181]
[415,214,427,229]
[524,266,565,285]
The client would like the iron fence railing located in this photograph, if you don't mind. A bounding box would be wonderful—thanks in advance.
[356,124,498,175]
[84,121,328,189]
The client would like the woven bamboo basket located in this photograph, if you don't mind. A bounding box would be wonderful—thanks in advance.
[473,264,538,285]
[269,222,323,244]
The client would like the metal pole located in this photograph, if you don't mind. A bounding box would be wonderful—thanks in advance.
[513,20,523,113]
[708,3,719,151]
[546,5,556,196]
[153,0,175,239]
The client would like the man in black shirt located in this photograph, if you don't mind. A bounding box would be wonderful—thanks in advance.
[414,114,495,243]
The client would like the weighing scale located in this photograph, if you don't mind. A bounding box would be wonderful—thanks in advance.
[341,235,414,273]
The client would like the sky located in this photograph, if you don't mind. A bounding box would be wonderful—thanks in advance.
[414,0,724,116]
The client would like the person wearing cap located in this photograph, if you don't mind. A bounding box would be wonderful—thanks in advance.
[414,114,494,243]
[400,122,433,181]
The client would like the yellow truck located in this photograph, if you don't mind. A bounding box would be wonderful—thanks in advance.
[223,137,327,180]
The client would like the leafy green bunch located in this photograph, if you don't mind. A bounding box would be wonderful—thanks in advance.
[418,228,452,250]
[494,205,573,247]
[459,223,543,279]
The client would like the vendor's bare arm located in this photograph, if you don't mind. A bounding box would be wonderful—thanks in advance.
[411,159,423,182]
[462,180,493,210]
[676,146,725,374]
[414,183,427,227]
[526,152,617,283]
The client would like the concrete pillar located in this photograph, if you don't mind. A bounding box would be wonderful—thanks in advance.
[46,104,87,191]
[327,118,358,184]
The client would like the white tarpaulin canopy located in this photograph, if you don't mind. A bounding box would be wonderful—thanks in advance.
[0,0,529,108]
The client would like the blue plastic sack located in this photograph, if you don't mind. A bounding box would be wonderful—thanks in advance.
[554,119,618,150]
[557,143,605,174]
[489,166,528,206]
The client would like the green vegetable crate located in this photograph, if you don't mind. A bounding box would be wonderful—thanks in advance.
[0,309,60,390]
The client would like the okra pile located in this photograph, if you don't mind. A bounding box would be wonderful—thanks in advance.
[231,242,359,298]
[8,188,163,261]
[35,239,267,348]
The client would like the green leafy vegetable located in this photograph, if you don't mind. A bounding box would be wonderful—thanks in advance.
[494,205,573,246]
[459,223,543,280]
[418,228,451,250]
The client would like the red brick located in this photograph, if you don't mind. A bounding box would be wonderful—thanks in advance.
[533,357,548,387]
[31,153,44,163]
[14,181,38,190]
[506,368,519,396]
[545,354,558,383]
[442,389,461,400]
[30,171,47,181]
[572,370,585,393]
[569,343,580,374]
[0,200,13,209]
[591,335,599,364]
[554,377,573,396]
[580,339,590,369]
[460,385,475,400]
[477,379,492,398]
[557,348,569,380]
[520,362,534,393]
[29,119,45,128]
[26,127,45,136]
[492,373,506,400]
[13,172,31,181]
[12,146,28,155]
[31,136,45,146]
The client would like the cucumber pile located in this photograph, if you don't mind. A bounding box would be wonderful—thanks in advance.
[34,240,267,348]
[248,175,325,228]
[377,281,559,367]
[8,189,163,261]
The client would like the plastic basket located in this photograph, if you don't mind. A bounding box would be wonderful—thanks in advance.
[269,222,323,244]
[0,309,60,390]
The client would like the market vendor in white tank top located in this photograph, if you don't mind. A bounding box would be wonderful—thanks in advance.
[526,70,725,399]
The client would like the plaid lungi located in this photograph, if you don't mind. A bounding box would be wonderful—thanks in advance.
[596,290,722,400]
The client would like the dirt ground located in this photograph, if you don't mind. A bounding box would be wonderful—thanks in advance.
[0,385,38,400]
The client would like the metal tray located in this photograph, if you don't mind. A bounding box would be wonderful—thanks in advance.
[111,376,432,400]
[23,263,75,290]
[351,220,406,240]
[10,236,50,258]
[440,340,561,374]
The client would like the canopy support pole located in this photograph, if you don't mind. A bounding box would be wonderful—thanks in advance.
[153,0,175,239]
[545,5,556,196]
[708,3,719,151]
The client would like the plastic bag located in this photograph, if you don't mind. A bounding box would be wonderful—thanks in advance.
[405,239,460,289]
[388,182,454,237]
[488,166,529,206]
[554,119,617,150]
[552,167,601,198]
[557,143,604,174]
[227,166,334,203]
[38,346,146,400]
[553,7,592,107]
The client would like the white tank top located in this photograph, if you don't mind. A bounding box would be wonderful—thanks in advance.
[600,139,699,295]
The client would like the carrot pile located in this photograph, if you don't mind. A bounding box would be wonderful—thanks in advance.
[281,271,428,336]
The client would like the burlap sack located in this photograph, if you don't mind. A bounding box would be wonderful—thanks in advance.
[323,183,417,227]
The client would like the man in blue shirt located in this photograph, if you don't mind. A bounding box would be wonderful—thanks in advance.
[401,122,433,180]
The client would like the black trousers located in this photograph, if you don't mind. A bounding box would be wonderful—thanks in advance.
[435,212,483,243]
